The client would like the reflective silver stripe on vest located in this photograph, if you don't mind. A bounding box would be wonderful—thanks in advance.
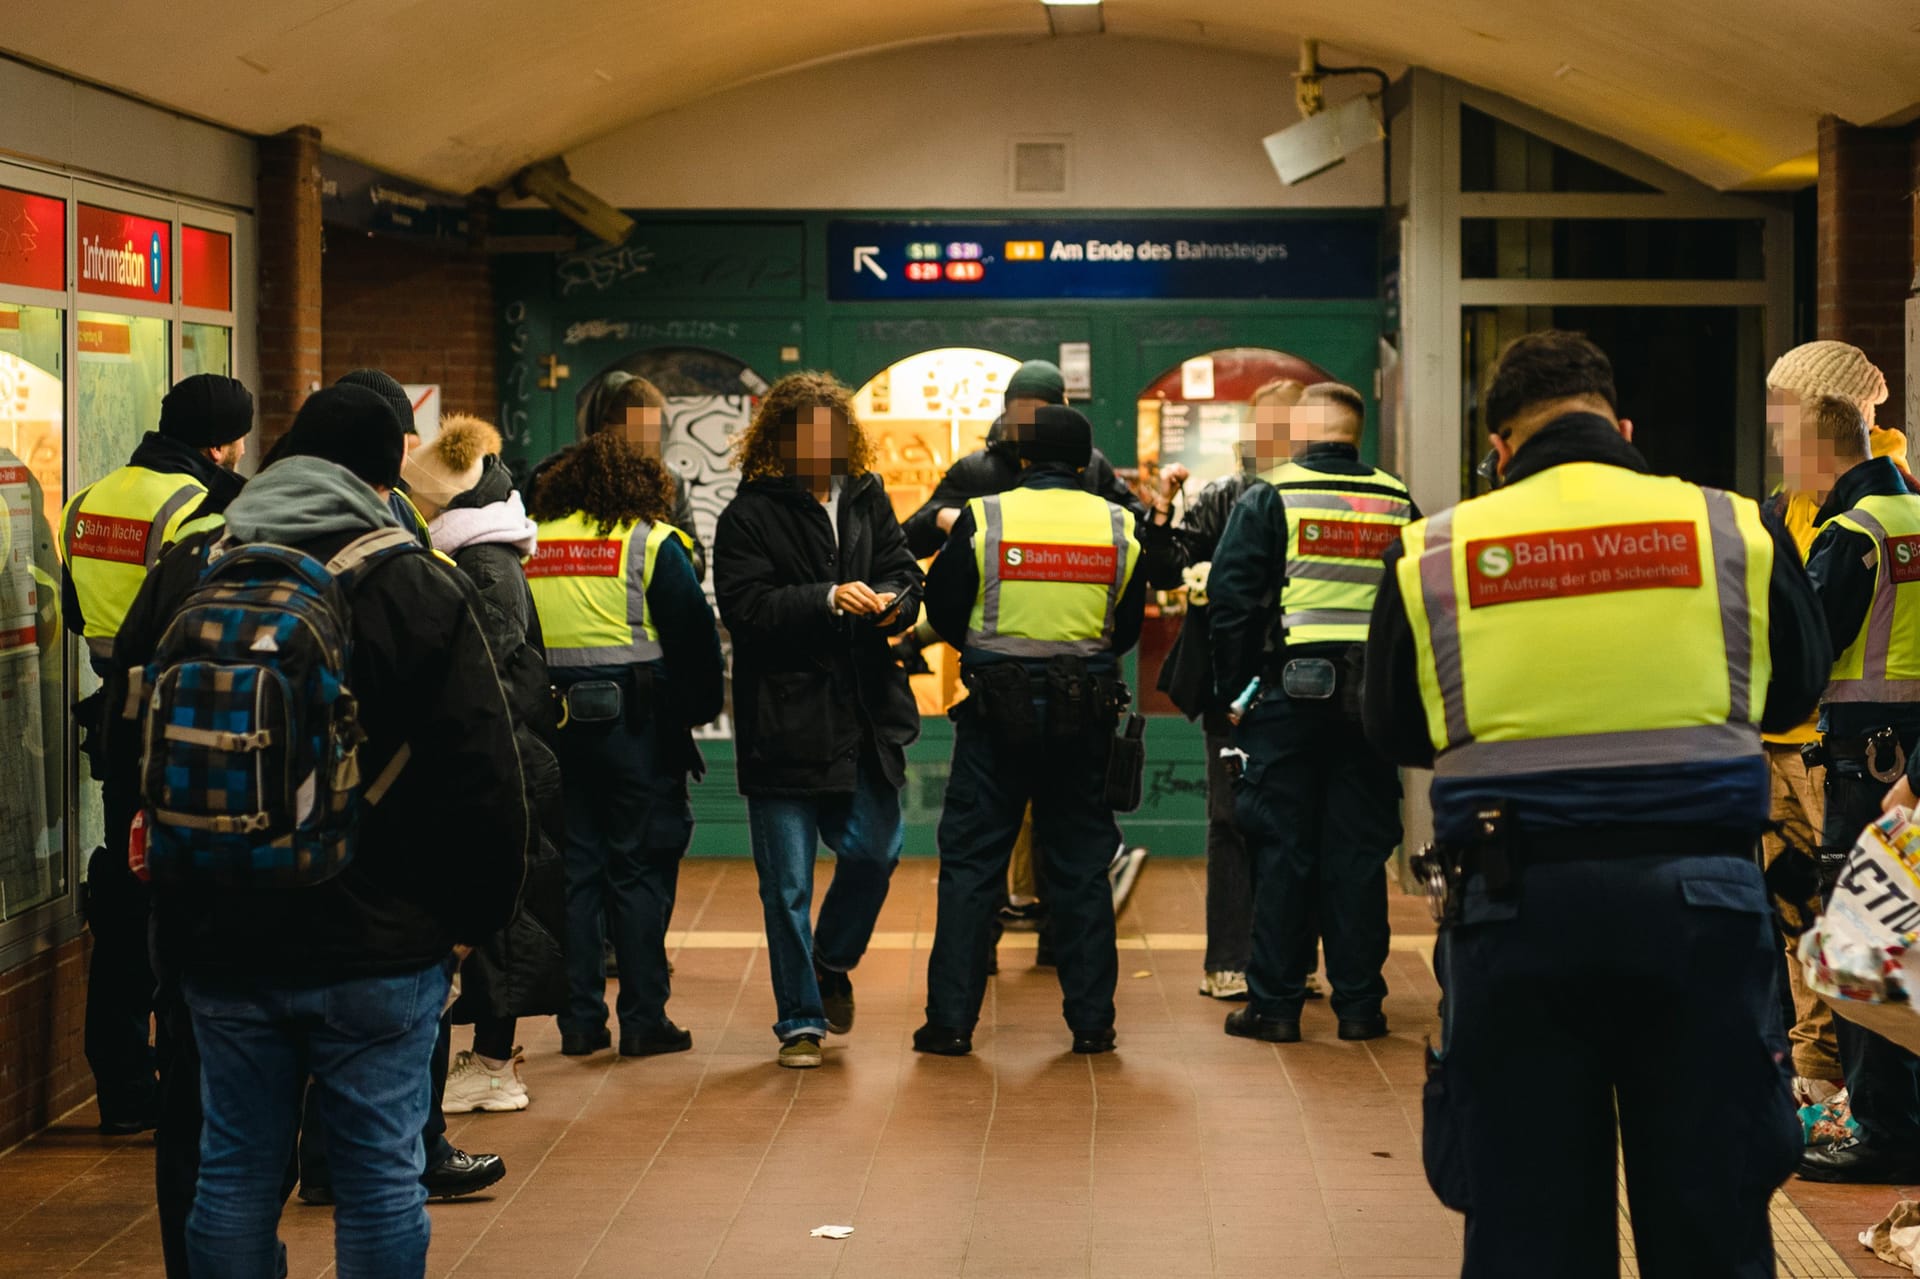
[145,486,203,565]
[1100,503,1128,643]
[86,636,114,661]
[1701,488,1753,723]
[1277,489,1414,517]
[547,639,664,667]
[1281,608,1373,630]
[546,522,664,667]
[1284,559,1384,585]
[1433,721,1763,778]
[61,488,87,554]
[1822,507,1920,703]
[969,493,1128,658]
[1417,508,1471,746]
[979,496,1007,638]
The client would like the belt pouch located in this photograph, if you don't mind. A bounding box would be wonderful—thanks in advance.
[563,679,624,725]
[1104,713,1146,812]
[971,663,1038,745]
[1280,657,1337,700]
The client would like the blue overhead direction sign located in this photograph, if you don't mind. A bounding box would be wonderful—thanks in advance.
[826,218,1378,301]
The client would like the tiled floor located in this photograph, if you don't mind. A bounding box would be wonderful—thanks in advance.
[0,859,1902,1277]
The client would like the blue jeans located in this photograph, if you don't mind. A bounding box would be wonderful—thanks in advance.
[183,962,452,1279]
[747,762,904,1040]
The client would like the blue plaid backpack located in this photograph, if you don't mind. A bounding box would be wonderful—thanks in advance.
[136,527,422,887]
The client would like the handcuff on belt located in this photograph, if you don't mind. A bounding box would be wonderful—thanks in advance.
[1409,804,1511,926]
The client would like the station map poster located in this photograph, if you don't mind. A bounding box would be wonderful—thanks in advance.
[827,218,1378,302]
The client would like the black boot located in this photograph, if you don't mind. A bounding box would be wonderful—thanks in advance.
[1224,1009,1301,1043]
[912,1023,973,1056]
[423,1148,506,1199]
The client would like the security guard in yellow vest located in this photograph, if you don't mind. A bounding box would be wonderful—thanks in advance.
[57,372,252,1136]
[525,432,724,1059]
[1207,382,1413,1046]
[915,405,1145,1056]
[1364,332,1828,1277]
[1798,392,1920,1185]
[61,374,252,673]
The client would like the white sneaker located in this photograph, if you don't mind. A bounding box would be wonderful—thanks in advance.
[1794,1076,1842,1108]
[1198,971,1249,1000]
[443,1049,529,1114]
[1109,844,1149,915]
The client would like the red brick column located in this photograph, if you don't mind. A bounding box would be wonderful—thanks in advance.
[321,225,497,422]
[1817,115,1915,432]
[256,126,324,451]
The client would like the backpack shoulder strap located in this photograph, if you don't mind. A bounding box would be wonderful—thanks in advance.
[325,526,423,576]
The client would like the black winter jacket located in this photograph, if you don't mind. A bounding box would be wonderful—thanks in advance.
[436,459,568,1020]
[109,463,529,983]
[715,473,923,797]
[1157,471,1253,725]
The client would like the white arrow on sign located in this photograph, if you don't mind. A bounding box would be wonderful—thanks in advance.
[853,246,887,280]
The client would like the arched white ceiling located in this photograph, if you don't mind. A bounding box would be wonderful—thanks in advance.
[5,0,1917,192]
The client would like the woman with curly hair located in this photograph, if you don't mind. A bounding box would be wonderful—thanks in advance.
[525,431,724,1060]
[714,372,923,1068]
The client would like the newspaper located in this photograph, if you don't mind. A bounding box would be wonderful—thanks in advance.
[1801,807,1920,1056]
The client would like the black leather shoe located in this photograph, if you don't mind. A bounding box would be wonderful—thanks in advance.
[1797,1135,1920,1183]
[912,1023,973,1056]
[1224,1009,1301,1043]
[816,965,855,1035]
[620,1021,693,1057]
[1071,1026,1117,1055]
[1338,1016,1389,1042]
[560,1026,612,1057]
[296,1182,334,1206]
[423,1148,506,1199]
[97,1112,155,1136]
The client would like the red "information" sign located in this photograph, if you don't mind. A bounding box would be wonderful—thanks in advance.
[1296,518,1400,561]
[70,513,152,565]
[78,203,170,302]
[1464,521,1701,609]
[527,539,622,577]
[1000,542,1118,584]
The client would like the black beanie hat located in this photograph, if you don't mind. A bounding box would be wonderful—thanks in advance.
[278,385,406,488]
[158,374,253,449]
[336,368,415,434]
[1017,405,1094,468]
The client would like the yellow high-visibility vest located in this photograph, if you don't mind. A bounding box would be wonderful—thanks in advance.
[1258,461,1413,645]
[1397,460,1772,779]
[60,466,209,657]
[965,486,1140,658]
[1824,492,1920,704]
[528,512,672,666]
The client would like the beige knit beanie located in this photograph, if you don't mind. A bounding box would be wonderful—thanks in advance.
[402,413,502,518]
[1766,341,1889,418]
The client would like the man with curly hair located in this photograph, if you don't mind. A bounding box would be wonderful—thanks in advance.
[714,373,924,1069]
